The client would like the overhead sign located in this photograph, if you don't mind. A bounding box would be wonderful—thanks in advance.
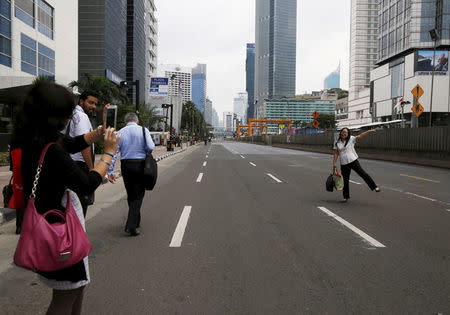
[411,84,424,99]
[149,77,169,95]
[411,102,424,117]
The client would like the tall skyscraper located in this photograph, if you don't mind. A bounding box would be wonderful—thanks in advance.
[204,98,213,125]
[192,63,207,113]
[255,0,297,109]
[324,64,341,89]
[233,92,248,123]
[349,0,379,99]
[246,43,256,119]
[145,0,158,103]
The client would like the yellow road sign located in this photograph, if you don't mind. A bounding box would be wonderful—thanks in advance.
[411,102,424,117]
[279,124,285,128]
[411,84,424,99]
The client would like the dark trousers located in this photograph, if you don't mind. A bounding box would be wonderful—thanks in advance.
[75,161,93,217]
[121,160,146,230]
[341,159,377,199]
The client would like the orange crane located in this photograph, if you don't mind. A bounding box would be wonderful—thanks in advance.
[248,118,292,136]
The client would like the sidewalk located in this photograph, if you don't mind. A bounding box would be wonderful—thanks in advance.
[0,142,193,225]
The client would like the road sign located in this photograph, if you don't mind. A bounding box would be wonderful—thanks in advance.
[312,111,320,119]
[279,124,285,129]
[411,84,424,99]
[411,102,424,117]
[312,120,320,128]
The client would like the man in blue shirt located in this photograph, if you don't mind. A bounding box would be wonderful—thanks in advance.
[108,113,155,236]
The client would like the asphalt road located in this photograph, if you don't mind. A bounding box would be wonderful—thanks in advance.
[1,141,450,314]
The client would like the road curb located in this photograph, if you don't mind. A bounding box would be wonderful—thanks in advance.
[0,208,16,225]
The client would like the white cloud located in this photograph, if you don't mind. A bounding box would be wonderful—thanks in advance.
[156,0,350,116]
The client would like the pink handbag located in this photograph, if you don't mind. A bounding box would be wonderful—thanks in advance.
[14,143,92,272]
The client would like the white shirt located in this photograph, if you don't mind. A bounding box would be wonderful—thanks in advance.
[334,135,358,165]
[65,105,93,162]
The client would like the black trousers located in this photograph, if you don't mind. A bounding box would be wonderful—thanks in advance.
[121,159,146,230]
[341,159,377,199]
[75,161,94,217]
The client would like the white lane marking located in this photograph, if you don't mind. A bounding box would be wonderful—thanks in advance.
[240,155,245,159]
[249,162,256,167]
[267,173,282,183]
[206,155,209,159]
[196,173,204,183]
[405,192,437,202]
[308,156,319,159]
[349,180,362,185]
[170,206,192,247]
[203,161,207,167]
[317,206,386,248]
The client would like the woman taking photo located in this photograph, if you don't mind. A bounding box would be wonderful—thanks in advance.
[12,82,119,315]
[332,127,380,202]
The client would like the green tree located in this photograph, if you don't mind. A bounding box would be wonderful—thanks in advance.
[181,101,208,137]
[316,113,336,129]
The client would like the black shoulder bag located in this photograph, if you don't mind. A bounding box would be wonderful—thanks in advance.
[142,126,158,190]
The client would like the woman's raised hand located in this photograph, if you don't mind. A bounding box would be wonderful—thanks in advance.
[104,128,120,154]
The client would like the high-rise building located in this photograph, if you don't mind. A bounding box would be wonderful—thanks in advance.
[192,63,207,113]
[204,98,212,125]
[0,0,77,88]
[212,107,220,127]
[371,0,450,126]
[78,0,154,104]
[246,43,256,119]
[158,64,192,103]
[324,64,341,89]
[233,92,248,123]
[223,111,234,132]
[145,0,158,103]
[349,0,379,98]
[255,0,297,109]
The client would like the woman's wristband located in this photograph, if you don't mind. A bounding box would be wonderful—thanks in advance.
[103,152,114,158]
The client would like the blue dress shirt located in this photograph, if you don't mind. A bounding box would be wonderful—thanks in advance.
[108,123,155,175]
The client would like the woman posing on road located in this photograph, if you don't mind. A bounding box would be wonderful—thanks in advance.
[13,82,119,315]
[332,127,380,202]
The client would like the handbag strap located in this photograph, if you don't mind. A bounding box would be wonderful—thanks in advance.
[30,142,57,199]
[142,126,148,152]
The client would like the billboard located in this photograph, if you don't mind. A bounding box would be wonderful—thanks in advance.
[149,77,169,96]
[416,50,449,73]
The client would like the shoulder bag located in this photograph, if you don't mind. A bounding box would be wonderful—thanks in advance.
[13,143,92,272]
[142,126,158,191]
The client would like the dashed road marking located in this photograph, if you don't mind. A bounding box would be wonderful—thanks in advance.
[267,173,282,183]
[400,174,440,183]
[240,155,245,159]
[170,206,192,247]
[196,173,204,183]
[349,180,362,185]
[317,206,386,248]
[249,162,256,167]
[203,162,207,167]
[405,192,437,202]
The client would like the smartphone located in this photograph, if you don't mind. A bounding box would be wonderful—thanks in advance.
[105,105,117,129]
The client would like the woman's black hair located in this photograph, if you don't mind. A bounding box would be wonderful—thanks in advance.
[13,81,76,149]
[337,127,351,147]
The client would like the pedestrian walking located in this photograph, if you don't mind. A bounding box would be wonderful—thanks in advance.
[108,113,155,236]
[12,82,119,314]
[332,127,380,202]
[65,90,100,217]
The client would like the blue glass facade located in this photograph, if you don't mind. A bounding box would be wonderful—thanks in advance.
[21,33,37,75]
[324,71,340,89]
[192,64,207,113]
[246,43,255,119]
[0,0,11,67]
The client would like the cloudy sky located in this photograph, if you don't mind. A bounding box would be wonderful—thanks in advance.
[156,0,351,116]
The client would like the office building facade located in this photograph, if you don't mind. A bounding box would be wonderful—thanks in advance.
[145,0,158,103]
[233,92,248,123]
[255,0,297,108]
[158,64,192,104]
[192,63,207,113]
[246,43,255,119]
[1,0,77,88]
[324,65,341,89]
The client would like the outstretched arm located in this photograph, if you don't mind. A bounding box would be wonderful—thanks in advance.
[355,129,378,141]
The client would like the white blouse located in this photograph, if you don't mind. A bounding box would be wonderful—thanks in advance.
[335,135,358,165]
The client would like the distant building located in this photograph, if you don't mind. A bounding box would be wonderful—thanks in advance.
[223,111,234,132]
[324,65,340,89]
[192,63,207,113]
[246,43,256,119]
[158,64,192,103]
[262,98,336,133]
[335,97,349,122]
[233,92,248,123]
[212,107,220,127]
[204,98,212,125]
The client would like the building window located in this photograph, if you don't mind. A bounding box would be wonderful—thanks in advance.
[37,0,53,39]
[21,33,37,75]
[0,0,11,67]
[37,42,54,78]
[15,0,34,28]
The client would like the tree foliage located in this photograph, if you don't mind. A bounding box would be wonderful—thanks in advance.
[181,101,211,137]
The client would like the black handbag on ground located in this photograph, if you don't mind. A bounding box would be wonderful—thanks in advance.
[2,177,13,207]
[142,126,157,191]
[326,173,335,192]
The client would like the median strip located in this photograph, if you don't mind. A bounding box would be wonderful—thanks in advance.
[400,174,440,183]
[317,206,386,248]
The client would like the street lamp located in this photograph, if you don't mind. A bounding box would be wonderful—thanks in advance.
[428,28,439,127]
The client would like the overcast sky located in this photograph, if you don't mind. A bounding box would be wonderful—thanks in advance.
[156,0,350,116]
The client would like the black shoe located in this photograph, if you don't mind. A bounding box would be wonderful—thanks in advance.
[128,228,140,236]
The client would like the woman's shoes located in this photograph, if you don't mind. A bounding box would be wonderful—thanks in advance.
[375,187,381,192]
[341,198,349,203]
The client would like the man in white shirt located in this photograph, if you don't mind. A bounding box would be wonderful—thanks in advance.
[66,90,99,216]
